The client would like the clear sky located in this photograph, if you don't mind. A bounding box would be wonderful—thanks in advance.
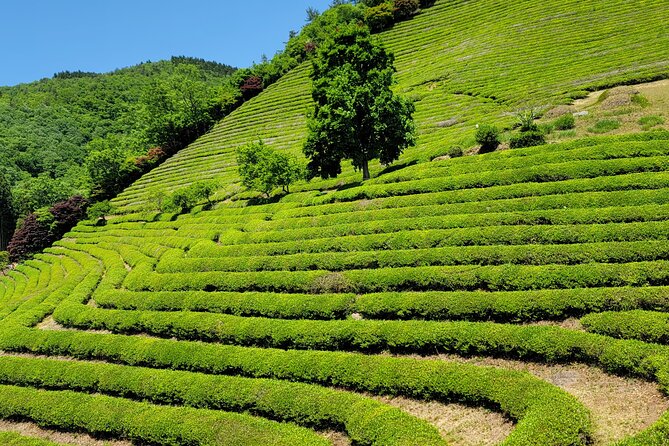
[0,0,334,87]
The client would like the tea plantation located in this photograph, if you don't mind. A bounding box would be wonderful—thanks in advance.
[1,0,669,444]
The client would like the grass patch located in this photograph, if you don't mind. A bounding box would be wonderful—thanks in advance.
[588,119,621,134]
[632,93,651,107]
[639,115,665,130]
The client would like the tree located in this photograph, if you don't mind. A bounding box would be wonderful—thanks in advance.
[49,195,88,235]
[140,64,220,154]
[306,7,320,23]
[0,173,15,251]
[237,141,304,196]
[87,201,114,225]
[11,173,78,217]
[162,181,219,214]
[303,24,416,181]
[7,212,52,262]
[86,146,138,200]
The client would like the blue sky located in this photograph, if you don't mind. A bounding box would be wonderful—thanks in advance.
[0,0,333,86]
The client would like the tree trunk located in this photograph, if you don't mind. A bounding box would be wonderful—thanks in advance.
[362,159,370,181]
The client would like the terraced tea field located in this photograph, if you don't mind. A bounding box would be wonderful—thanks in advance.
[2,0,669,444]
[1,132,669,444]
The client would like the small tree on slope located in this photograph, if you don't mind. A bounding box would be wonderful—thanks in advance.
[303,24,416,181]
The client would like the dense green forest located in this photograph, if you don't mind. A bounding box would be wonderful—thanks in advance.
[0,57,236,208]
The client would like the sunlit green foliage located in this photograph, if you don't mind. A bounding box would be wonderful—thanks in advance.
[304,25,415,180]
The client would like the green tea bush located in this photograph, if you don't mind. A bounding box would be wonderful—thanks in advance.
[509,130,546,149]
[475,124,500,153]
[355,287,669,322]
[0,384,323,446]
[582,310,669,344]
[0,432,59,446]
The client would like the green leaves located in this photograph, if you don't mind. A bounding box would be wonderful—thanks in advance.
[305,24,416,180]
[237,141,305,197]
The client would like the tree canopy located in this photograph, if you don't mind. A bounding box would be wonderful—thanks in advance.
[0,173,15,251]
[303,24,416,181]
[237,141,304,197]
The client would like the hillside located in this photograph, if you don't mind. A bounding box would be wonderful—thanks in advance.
[113,0,669,212]
[1,0,669,445]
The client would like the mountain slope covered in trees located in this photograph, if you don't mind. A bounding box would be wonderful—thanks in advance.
[0,57,235,212]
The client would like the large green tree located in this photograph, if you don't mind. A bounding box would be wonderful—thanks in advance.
[0,173,15,251]
[303,24,416,181]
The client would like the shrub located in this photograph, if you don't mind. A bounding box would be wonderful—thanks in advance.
[364,2,395,32]
[49,195,88,236]
[447,146,464,158]
[553,114,576,130]
[509,130,546,149]
[393,0,420,20]
[515,108,541,132]
[162,181,218,213]
[474,125,500,153]
[7,213,51,262]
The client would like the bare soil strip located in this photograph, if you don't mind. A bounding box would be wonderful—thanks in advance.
[0,420,131,446]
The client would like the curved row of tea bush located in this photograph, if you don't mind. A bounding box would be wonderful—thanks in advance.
[0,355,443,446]
[312,156,669,204]
[581,310,669,345]
[0,326,593,446]
[192,221,669,256]
[0,384,324,446]
[0,433,60,446]
[371,139,669,184]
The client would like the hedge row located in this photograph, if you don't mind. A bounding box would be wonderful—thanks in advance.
[0,326,592,446]
[0,355,443,446]
[160,240,669,273]
[0,433,59,446]
[279,179,669,220]
[231,203,669,242]
[311,156,669,204]
[96,290,354,319]
[374,140,669,184]
[95,287,669,323]
[581,310,669,344]
[125,260,669,293]
[47,303,666,360]
[0,384,324,446]
[354,286,669,322]
[616,410,669,445]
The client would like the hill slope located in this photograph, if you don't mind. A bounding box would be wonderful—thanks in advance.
[113,0,669,212]
[1,0,669,445]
